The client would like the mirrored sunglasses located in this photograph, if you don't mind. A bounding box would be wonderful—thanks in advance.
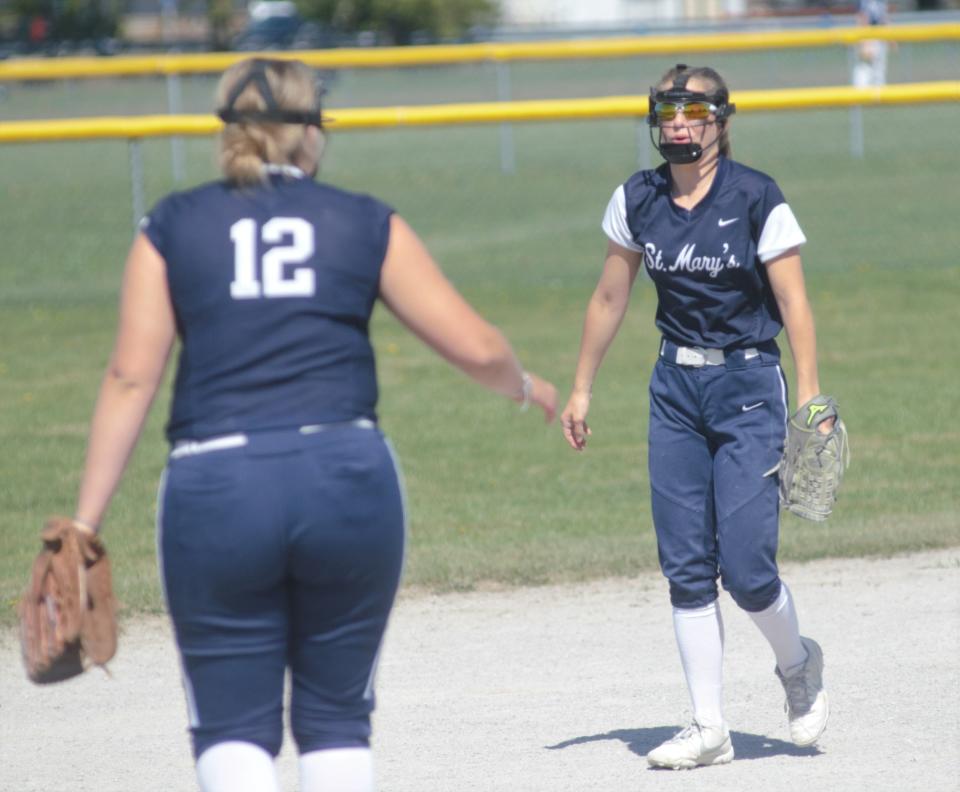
[654,101,719,121]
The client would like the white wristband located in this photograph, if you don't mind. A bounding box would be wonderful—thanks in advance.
[519,372,533,412]
[73,518,97,535]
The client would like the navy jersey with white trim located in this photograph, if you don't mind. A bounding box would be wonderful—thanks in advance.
[602,157,806,349]
[142,173,393,442]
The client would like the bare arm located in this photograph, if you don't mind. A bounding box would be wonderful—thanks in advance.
[765,248,825,411]
[378,214,556,421]
[561,241,642,450]
[75,233,176,529]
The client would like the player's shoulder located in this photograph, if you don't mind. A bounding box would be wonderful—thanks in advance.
[305,179,393,217]
[149,179,230,213]
[277,179,394,227]
[140,180,226,234]
[623,163,669,193]
[620,163,670,208]
[723,158,785,194]
[721,158,789,210]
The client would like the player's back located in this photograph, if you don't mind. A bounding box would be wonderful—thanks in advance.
[141,170,393,442]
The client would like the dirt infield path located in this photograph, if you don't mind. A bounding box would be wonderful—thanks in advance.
[2,548,958,792]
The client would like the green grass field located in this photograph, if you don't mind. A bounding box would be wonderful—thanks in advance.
[1,52,958,624]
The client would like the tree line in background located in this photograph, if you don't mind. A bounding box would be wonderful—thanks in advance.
[2,0,954,54]
[5,0,119,49]
[296,0,497,45]
[1,0,498,52]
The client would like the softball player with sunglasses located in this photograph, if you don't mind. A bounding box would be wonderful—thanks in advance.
[562,65,831,769]
[72,58,556,792]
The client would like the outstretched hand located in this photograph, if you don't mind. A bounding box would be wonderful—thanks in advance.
[561,391,592,451]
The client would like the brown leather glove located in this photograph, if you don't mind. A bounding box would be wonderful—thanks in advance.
[19,516,117,684]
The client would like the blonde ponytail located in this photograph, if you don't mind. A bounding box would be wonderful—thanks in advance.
[215,59,320,186]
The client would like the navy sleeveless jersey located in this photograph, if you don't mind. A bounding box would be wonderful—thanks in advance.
[602,157,806,349]
[141,172,393,442]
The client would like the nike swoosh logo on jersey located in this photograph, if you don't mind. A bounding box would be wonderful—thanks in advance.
[742,401,764,412]
[718,217,739,227]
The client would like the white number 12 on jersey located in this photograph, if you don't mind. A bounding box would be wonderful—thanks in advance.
[230,217,316,299]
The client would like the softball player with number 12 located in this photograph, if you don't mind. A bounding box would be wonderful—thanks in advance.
[71,58,557,792]
[562,64,831,769]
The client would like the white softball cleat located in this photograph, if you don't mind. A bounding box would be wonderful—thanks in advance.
[776,635,829,746]
[646,720,734,770]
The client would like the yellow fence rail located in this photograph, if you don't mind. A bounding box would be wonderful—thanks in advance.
[1,23,959,81]
[1,82,957,143]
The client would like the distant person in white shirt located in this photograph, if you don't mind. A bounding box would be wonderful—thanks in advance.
[853,0,891,87]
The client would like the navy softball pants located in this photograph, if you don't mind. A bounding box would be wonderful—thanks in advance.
[648,342,788,612]
[158,423,405,759]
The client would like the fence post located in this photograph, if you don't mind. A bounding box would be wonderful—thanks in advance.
[496,61,516,174]
[849,106,865,159]
[846,46,865,159]
[130,139,146,231]
[167,73,186,184]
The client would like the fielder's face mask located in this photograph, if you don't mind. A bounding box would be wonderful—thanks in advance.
[216,58,326,128]
[647,64,736,165]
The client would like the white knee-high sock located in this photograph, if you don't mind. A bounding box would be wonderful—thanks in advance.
[747,581,807,674]
[672,600,726,729]
[299,746,375,792]
[196,741,280,792]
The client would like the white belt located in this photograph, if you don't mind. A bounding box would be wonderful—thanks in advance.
[675,346,726,366]
[170,419,376,459]
[661,341,760,367]
[170,434,247,458]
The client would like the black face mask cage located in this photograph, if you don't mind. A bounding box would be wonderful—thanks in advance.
[217,58,325,128]
[646,64,736,164]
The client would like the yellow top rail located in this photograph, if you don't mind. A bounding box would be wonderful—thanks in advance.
[1,23,958,81]
[1,82,956,143]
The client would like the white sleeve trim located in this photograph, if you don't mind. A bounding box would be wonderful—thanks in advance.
[757,202,807,263]
[601,185,645,253]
